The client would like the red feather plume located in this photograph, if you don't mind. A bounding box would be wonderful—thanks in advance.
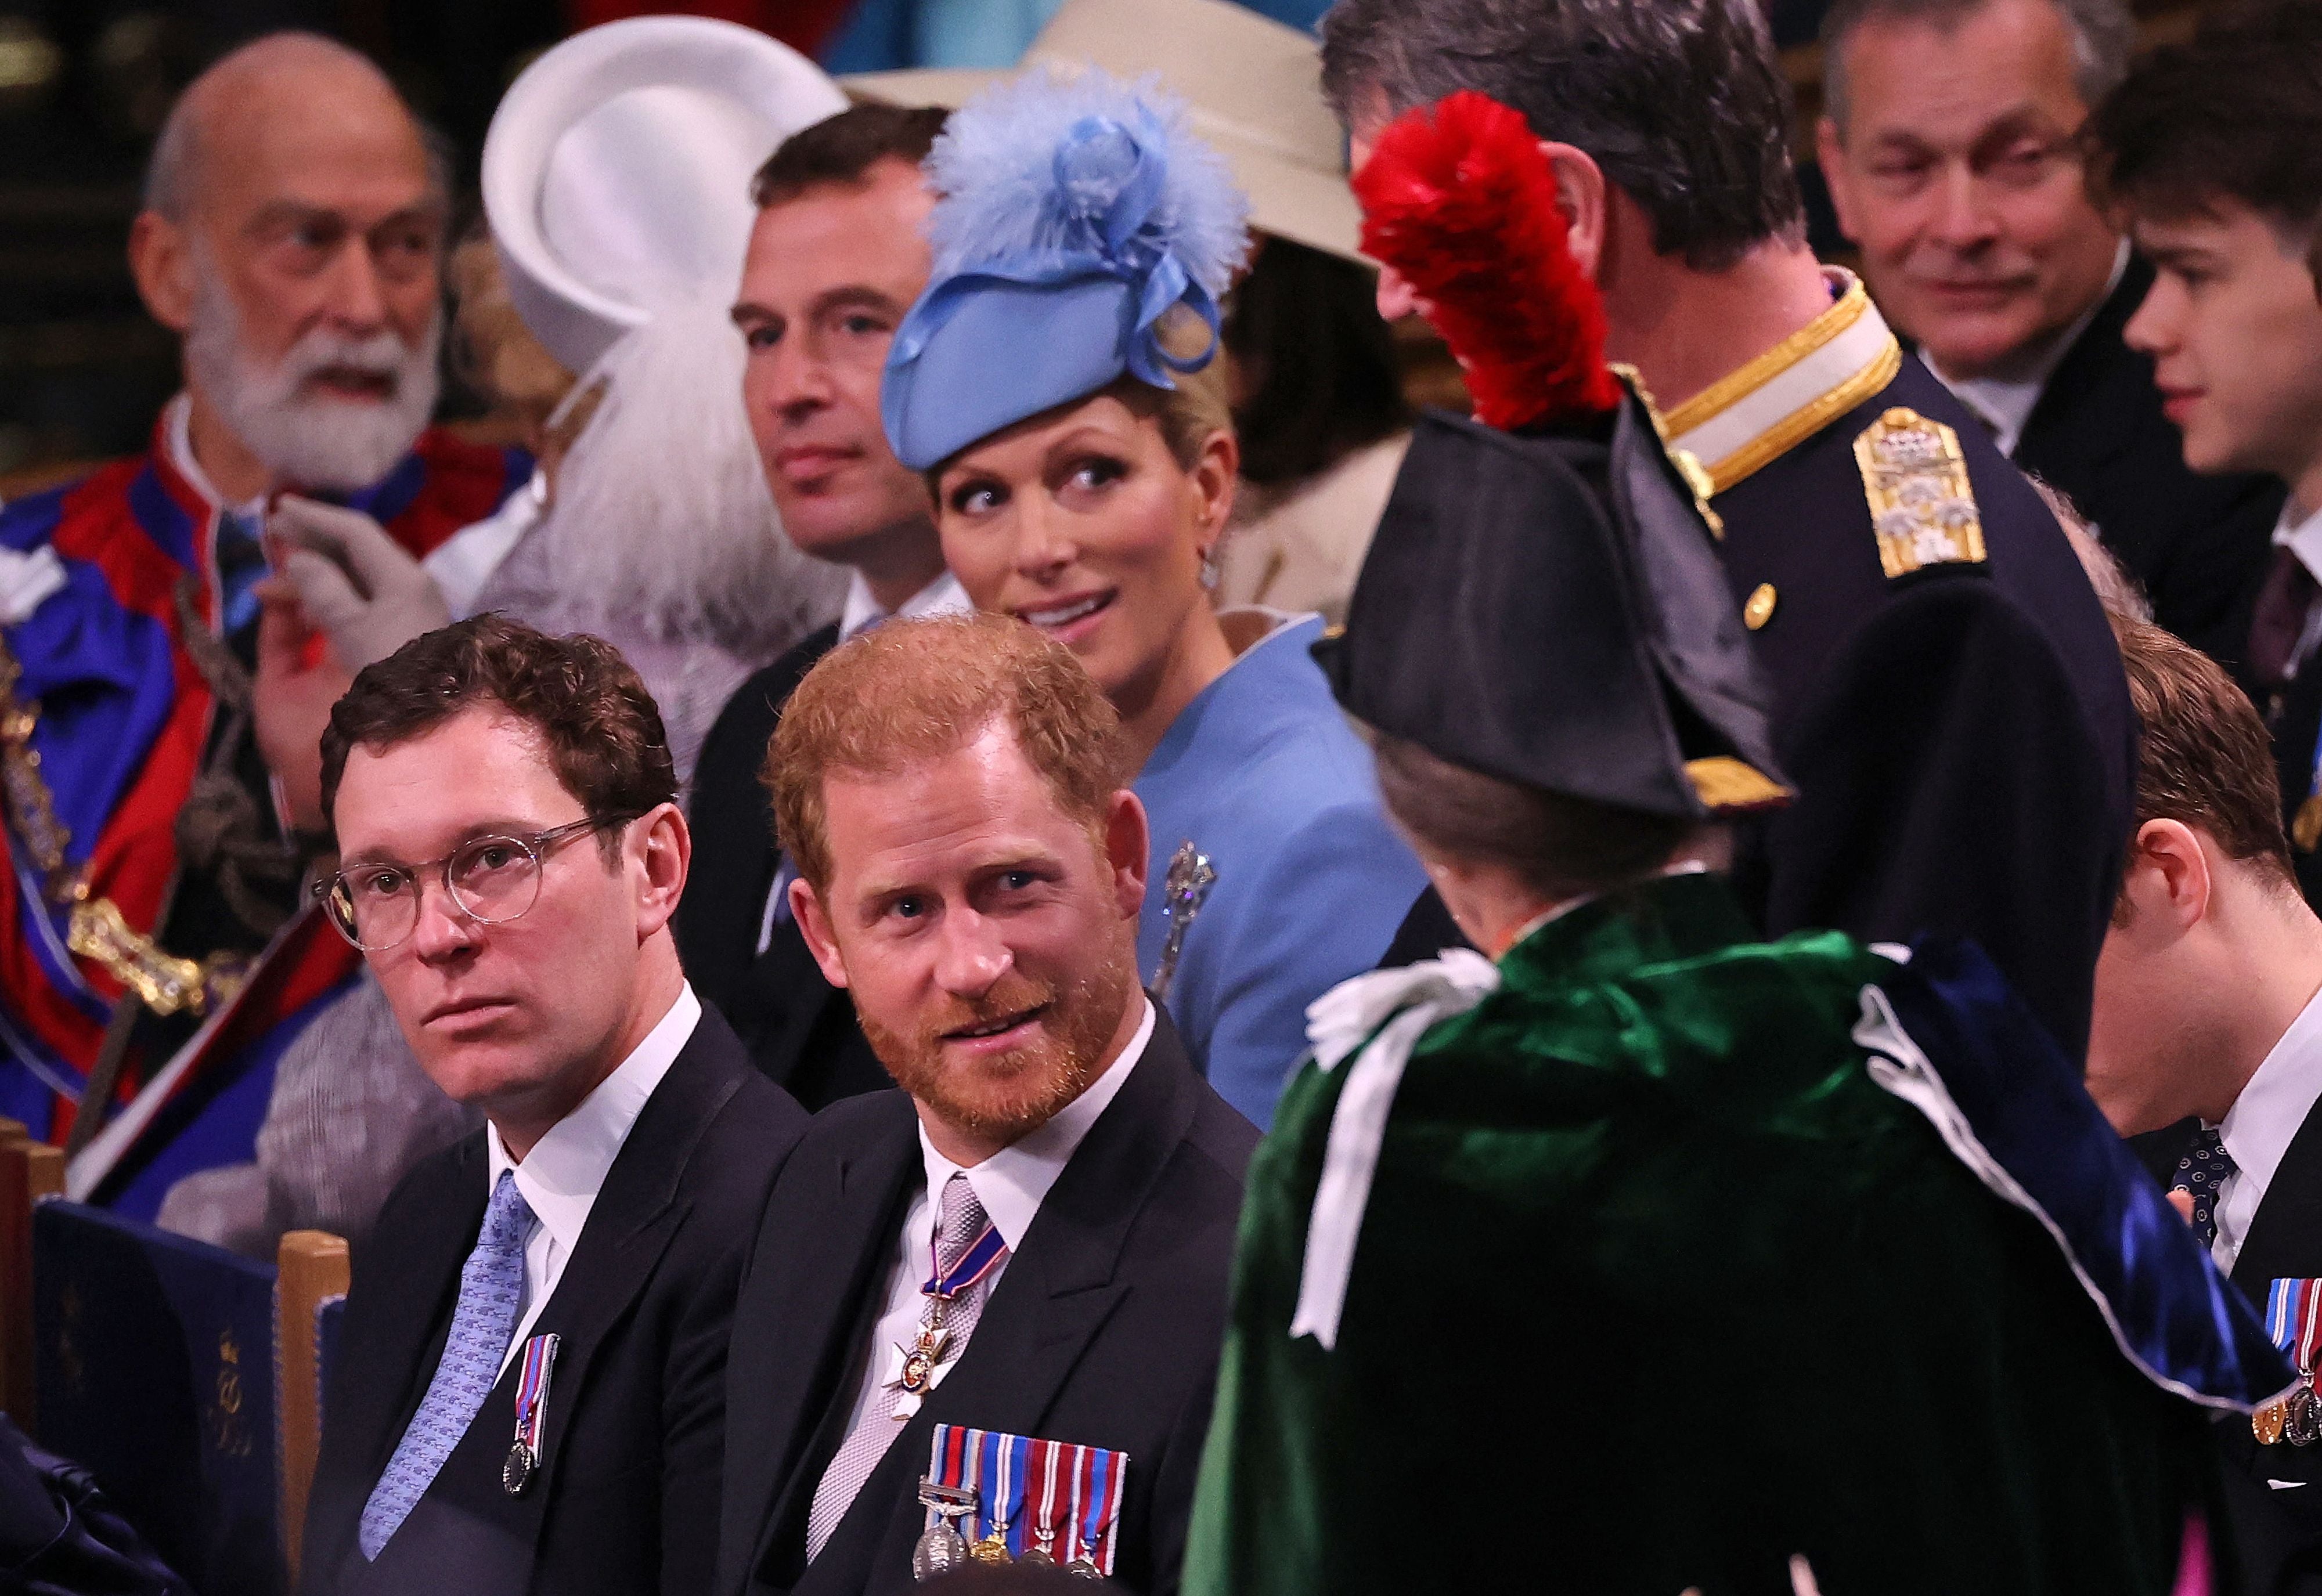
[1354,91,1623,429]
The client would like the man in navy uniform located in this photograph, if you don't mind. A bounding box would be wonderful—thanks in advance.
[1322,0,2133,1057]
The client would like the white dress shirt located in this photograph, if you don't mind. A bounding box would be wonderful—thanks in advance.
[165,392,268,526]
[1925,240,2131,459]
[2270,498,2322,683]
[755,570,972,955]
[823,998,1156,1446]
[2211,982,2322,1273]
[837,569,971,644]
[483,982,702,1377]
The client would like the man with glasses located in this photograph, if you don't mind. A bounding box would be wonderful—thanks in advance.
[1816,0,2283,670]
[297,615,806,1596]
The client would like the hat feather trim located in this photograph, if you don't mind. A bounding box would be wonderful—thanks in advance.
[925,67,1250,298]
[1353,92,1623,429]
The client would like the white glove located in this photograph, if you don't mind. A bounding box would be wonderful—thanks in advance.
[268,496,452,670]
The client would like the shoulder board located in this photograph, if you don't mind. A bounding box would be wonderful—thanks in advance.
[1852,407,1987,579]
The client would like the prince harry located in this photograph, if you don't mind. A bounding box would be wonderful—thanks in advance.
[716,613,1257,1596]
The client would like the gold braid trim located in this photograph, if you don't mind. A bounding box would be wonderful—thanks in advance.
[0,637,246,1017]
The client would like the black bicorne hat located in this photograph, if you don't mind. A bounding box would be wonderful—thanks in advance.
[1316,381,1791,822]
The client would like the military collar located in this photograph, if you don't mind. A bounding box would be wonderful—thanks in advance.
[1660,269,1903,497]
[1497,869,1760,995]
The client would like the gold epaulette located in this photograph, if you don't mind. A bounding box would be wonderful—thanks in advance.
[1852,408,1988,578]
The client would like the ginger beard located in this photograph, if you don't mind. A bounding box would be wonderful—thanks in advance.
[860,939,1140,1145]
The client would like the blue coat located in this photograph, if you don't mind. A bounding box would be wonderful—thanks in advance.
[1133,613,1426,1128]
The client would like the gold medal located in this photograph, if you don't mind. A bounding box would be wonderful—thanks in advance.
[970,1526,1013,1566]
[2256,1399,2289,1446]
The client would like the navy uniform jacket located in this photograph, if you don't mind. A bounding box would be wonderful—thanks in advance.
[1674,275,2133,1060]
[1388,273,2133,1061]
[2012,256,2282,673]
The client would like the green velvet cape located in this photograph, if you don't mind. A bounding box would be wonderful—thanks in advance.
[1184,873,2216,1596]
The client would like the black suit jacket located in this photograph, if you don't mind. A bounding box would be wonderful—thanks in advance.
[2137,1112,2322,1596]
[301,1006,808,1596]
[2014,257,2284,671]
[1393,359,2133,1061]
[716,1008,1257,1596]
[678,623,892,1110]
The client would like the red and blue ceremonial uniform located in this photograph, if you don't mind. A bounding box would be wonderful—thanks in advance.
[0,409,525,1215]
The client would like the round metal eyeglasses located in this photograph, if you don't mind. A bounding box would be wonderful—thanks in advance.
[315,814,639,952]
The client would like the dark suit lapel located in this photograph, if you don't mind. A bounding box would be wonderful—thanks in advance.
[516,1015,749,1513]
[741,1102,925,1585]
[2234,1091,2322,1297]
[364,1140,489,1472]
[805,1011,1204,1593]
[2016,258,2151,469]
[306,1139,485,1588]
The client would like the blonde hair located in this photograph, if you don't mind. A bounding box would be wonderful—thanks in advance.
[767,613,1131,893]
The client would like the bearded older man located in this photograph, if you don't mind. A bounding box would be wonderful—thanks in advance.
[0,33,525,1201]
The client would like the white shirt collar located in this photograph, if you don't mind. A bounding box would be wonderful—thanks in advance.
[2273,497,2322,586]
[2219,980,2322,1232]
[911,996,1156,1252]
[838,569,971,642]
[1924,241,2132,458]
[485,982,702,1255]
[163,392,266,522]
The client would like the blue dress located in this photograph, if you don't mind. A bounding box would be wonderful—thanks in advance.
[1133,612,1427,1128]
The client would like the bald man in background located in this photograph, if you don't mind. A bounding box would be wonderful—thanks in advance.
[0,33,525,1211]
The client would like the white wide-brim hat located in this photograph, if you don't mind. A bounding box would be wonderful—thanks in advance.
[843,0,1360,264]
[482,15,849,376]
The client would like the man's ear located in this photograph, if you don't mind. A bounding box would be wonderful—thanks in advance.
[1813,118,1862,244]
[1105,790,1150,921]
[631,803,690,938]
[791,878,852,989]
[129,211,197,335]
[1540,140,1610,280]
[2123,818,2215,934]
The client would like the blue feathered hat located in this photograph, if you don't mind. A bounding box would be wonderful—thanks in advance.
[882,68,1253,472]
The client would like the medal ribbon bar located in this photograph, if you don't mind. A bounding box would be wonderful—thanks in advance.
[921,1424,1127,1576]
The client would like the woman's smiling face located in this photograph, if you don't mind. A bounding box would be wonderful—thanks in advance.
[935,387,1234,712]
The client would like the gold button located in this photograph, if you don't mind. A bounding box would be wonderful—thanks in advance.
[1743,583,1777,631]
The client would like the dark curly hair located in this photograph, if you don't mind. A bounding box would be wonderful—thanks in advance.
[319,615,677,861]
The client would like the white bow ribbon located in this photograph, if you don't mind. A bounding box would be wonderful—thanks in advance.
[0,544,64,625]
[1289,949,1500,1349]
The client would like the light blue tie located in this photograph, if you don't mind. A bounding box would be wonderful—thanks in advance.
[359,1169,534,1559]
[215,509,269,640]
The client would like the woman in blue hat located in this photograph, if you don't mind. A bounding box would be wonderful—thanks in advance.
[881,68,1426,1128]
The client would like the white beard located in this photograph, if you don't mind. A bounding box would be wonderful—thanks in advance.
[528,294,846,654]
[184,263,442,494]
